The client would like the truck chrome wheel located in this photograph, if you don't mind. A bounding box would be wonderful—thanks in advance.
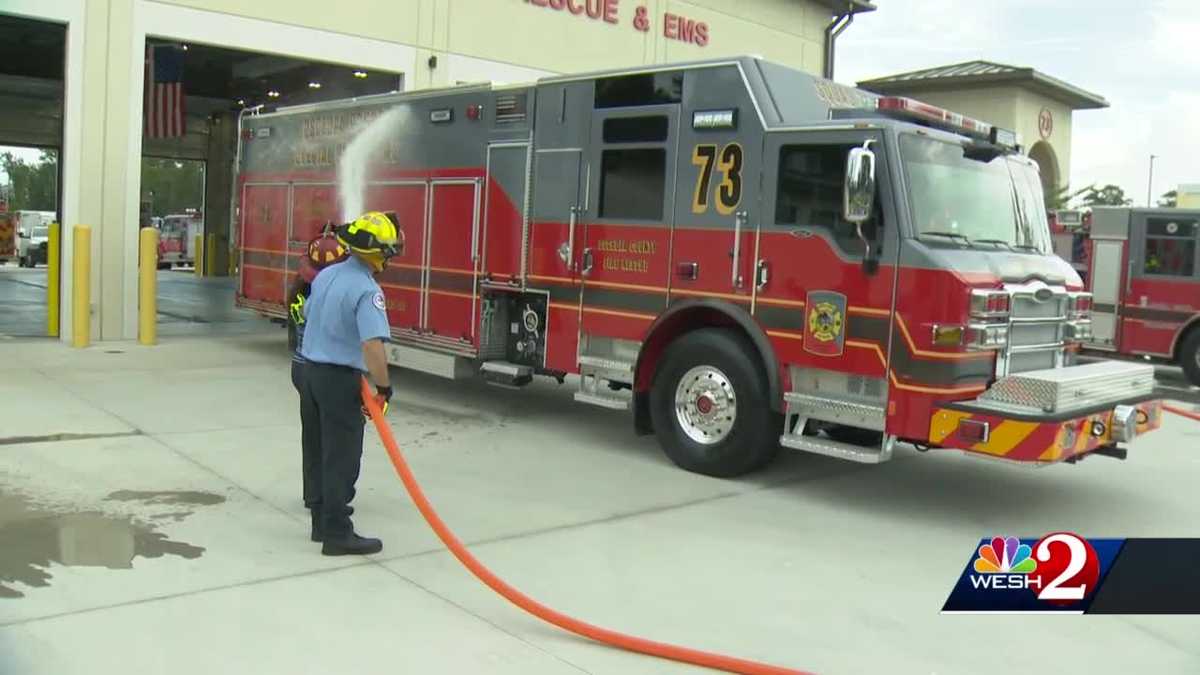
[674,365,737,445]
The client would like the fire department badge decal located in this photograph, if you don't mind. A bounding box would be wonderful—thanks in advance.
[804,291,847,356]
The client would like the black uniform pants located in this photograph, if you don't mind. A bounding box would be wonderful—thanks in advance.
[291,360,323,511]
[296,361,365,538]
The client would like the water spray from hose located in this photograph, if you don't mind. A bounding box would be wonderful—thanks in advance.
[338,107,409,223]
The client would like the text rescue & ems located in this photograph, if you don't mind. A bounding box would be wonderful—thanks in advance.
[524,0,711,47]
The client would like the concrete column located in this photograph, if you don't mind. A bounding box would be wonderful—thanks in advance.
[75,0,115,342]
[204,112,237,276]
[71,0,137,340]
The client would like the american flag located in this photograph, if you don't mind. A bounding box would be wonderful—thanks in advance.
[144,45,186,138]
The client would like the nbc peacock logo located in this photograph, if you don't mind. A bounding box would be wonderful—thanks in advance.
[975,536,1038,574]
[970,536,1041,590]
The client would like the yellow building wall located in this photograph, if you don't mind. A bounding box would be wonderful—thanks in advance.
[160,0,422,46]
[1014,90,1073,191]
[898,86,1023,131]
[1179,186,1200,209]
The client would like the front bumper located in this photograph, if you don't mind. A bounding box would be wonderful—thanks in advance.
[927,360,1162,464]
[930,398,1162,463]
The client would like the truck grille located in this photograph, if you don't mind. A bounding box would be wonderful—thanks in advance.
[1001,285,1068,376]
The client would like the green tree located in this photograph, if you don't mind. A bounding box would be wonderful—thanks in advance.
[1158,190,1178,208]
[1044,184,1088,211]
[140,157,206,218]
[1,149,58,211]
[1078,183,1132,207]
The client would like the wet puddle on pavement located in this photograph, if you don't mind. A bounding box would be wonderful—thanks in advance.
[0,489,225,598]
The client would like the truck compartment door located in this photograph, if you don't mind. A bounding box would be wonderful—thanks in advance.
[1089,239,1125,346]
[529,147,584,373]
[239,183,289,306]
[425,179,481,344]
[366,181,427,333]
[482,143,530,283]
[579,106,679,342]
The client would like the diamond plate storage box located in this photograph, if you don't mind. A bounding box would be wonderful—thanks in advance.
[977,361,1155,414]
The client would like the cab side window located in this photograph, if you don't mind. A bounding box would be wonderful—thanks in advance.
[1142,217,1197,277]
[598,115,670,222]
[774,144,878,256]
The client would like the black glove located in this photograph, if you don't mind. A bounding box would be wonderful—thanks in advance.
[363,384,392,418]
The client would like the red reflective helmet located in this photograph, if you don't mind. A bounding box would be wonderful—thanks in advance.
[299,225,348,283]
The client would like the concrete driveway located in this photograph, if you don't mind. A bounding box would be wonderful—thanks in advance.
[1,334,1198,674]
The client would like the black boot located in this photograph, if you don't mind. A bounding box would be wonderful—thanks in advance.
[321,532,383,556]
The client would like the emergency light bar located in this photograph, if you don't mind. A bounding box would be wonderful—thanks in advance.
[876,96,1017,148]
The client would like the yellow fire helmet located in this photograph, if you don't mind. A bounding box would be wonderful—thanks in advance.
[336,211,403,269]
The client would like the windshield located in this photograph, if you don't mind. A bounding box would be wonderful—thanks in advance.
[900,134,1051,253]
[32,226,48,239]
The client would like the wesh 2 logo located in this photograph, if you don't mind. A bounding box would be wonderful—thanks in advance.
[972,533,1100,601]
[945,532,1103,612]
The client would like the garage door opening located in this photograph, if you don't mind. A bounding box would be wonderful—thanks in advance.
[0,14,64,339]
[136,37,402,338]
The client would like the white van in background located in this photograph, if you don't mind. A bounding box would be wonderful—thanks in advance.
[14,210,55,267]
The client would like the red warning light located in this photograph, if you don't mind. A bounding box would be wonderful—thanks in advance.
[466,104,482,121]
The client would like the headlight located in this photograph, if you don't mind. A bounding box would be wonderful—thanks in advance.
[1065,320,1093,342]
[966,323,1009,350]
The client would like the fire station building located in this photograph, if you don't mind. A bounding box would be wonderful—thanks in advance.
[2,0,874,343]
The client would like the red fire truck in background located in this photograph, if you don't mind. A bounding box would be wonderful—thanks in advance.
[157,212,202,269]
[235,57,1162,477]
[1053,207,1200,387]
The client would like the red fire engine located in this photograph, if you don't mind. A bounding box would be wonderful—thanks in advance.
[235,58,1162,477]
[1052,207,1200,387]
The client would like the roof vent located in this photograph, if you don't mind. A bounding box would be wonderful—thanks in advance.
[495,93,528,123]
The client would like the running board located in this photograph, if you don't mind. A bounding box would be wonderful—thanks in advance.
[573,353,634,411]
[784,392,885,430]
[779,431,894,464]
[480,361,533,388]
[385,343,474,379]
[573,391,631,410]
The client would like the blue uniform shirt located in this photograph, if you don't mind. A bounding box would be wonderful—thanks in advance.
[299,256,391,372]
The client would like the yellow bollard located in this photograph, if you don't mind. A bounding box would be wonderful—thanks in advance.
[71,225,90,348]
[205,234,218,277]
[193,234,204,277]
[47,222,60,337]
[139,227,158,345]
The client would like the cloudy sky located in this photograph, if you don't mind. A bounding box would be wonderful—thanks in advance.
[836,0,1199,206]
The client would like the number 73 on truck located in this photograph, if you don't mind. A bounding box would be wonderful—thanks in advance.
[235,56,1162,477]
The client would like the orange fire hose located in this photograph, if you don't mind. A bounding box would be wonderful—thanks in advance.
[1164,404,1200,422]
[359,379,809,675]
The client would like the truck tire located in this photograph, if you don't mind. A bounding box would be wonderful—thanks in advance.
[1181,328,1200,388]
[649,328,780,477]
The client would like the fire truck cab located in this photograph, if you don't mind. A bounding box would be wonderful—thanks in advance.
[1075,207,1200,386]
[235,57,1161,477]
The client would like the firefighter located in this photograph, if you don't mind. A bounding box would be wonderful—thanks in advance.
[298,211,401,555]
[287,226,347,532]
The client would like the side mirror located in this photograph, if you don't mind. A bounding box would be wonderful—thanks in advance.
[844,143,876,224]
[843,142,879,274]
[18,231,29,239]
